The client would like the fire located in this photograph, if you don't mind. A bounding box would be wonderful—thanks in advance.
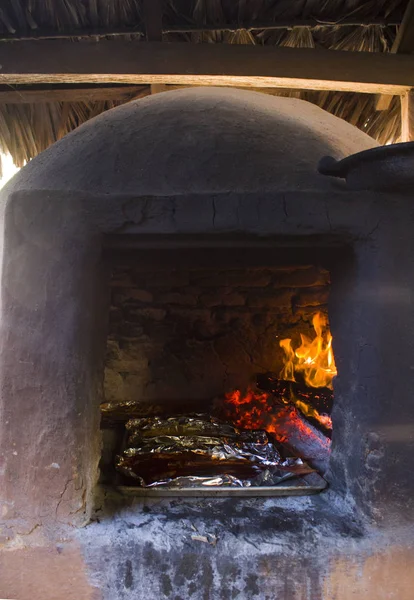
[224,388,272,431]
[223,388,331,455]
[221,312,335,463]
[279,312,337,389]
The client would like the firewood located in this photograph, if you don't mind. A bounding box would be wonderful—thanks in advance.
[256,373,333,415]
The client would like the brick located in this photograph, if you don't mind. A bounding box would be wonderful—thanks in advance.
[200,288,246,307]
[108,306,122,323]
[126,307,167,321]
[294,305,328,320]
[106,340,121,361]
[191,269,272,288]
[110,267,134,288]
[224,292,246,306]
[199,289,226,307]
[294,287,329,307]
[273,266,330,288]
[155,292,198,306]
[120,322,146,338]
[247,289,293,309]
[114,288,153,303]
[142,271,190,287]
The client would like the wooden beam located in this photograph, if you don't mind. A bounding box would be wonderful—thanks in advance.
[376,0,414,110]
[149,84,168,95]
[0,86,148,103]
[1,41,414,95]
[143,0,162,42]
[401,91,414,141]
[0,18,402,42]
[392,0,414,54]
[142,0,163,95]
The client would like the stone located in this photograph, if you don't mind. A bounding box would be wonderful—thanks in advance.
[247,289,293,309]
[273,266,330,288]
[200,288,246,307]
[224,292,246,306]
[192,270,273,288]
[113,289,153,304]
[127,307,167,321]
[141,271,190,288]
[294,287,330,307]
[155,292,198,306]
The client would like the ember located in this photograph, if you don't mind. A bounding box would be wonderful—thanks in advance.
[222,388,331,471]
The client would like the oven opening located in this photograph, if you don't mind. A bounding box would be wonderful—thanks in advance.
[99,247,335,497]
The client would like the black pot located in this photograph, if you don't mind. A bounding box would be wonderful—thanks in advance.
[318,142,414,192]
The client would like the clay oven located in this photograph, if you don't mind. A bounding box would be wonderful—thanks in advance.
[1,88,414,598]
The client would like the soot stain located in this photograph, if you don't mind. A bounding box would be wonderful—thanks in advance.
[124,559,133,589]
[160,573,173,596]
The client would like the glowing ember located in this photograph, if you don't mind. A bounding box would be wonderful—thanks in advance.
[225,388,272,431]
[280,312,337,390]
[223,389,331,463]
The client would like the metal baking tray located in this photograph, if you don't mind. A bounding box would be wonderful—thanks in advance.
[115,472,327,497]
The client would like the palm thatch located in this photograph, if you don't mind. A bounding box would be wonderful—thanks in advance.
[0,0,409,174]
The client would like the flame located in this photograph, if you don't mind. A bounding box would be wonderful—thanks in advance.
[280,312,337,389]
[293,397,332,430]
[221,312,335,455]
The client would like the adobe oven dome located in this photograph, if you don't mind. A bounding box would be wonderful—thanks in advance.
[5,87,378,196]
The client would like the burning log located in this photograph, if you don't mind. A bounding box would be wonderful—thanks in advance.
[256,373,333,436]
[256,374,333,414]
[221,388,331,473]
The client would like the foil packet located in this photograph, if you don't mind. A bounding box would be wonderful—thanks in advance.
[125,414,241,438]
[128,429,269,447]
[117,457,313,488]
[123,436,281,466]
[116,413,315,489]
[116,452,261,484]
[100,399,166,423]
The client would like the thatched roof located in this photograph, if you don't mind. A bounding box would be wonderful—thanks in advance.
[0,0,409,173]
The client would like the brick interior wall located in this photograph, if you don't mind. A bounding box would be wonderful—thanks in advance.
[104,265,330,409]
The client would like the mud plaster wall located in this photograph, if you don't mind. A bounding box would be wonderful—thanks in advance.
[104,264,330,406]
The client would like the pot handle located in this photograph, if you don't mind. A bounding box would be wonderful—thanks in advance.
[317,155,346,178]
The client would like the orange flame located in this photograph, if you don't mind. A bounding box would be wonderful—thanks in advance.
[280,312,337,389]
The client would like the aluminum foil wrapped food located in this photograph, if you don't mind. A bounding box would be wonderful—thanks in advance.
[100,400,166,423]
[116,414,315,488]
[125,414,241,439]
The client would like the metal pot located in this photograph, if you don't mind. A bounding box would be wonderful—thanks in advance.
[317,141,414,192]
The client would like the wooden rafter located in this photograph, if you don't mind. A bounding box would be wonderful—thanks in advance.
[1,41,414,95]
[376,0,414,111]
[0,86,148,103]
[143,0,162,42]
[0,18,402,42]
[142,0,167,95]
[401,91,414,141]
